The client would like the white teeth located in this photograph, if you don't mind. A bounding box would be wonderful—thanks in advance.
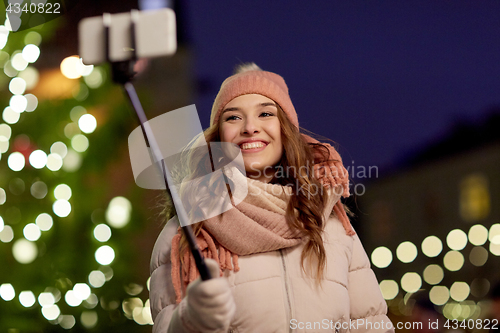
[240,142,265,150]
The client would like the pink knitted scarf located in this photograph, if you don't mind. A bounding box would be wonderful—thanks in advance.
[170,144,354,303]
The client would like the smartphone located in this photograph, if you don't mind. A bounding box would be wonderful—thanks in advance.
[78,8,177,65]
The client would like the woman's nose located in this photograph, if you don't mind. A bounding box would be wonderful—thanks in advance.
[242,118,260,134]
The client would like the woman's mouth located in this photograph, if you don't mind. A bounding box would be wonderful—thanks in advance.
[239,141,267,150]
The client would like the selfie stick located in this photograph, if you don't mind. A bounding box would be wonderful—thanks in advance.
[102,12,211,281]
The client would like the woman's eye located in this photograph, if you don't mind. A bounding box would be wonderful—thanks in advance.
[260,112,275,117]
[224,115,239,121]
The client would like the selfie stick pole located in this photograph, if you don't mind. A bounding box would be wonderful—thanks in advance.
[102,12,211,281]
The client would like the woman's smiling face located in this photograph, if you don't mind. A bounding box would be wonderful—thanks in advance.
[219,94,283,182]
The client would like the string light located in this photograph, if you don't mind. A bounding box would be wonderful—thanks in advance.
[0,225,14,242]
[78,114,97,133]
[3,106,20,124]
[12,239,38,264]
[50,141,68,158]
[0,283,15,301]
[22,44,40,63]
[371,246,393,268]
[95,245,115,265]
[53,199,71,217]
[11,53,28,71]
[9,77,26,95]
[19,291,36,307]
[36,213,53,231]
[10,94,28,113]
[106,197,132,228]
[94,224,112,242]
[54,184,72,200]
[7,152,25,171]
[379,280,399,300]
[29,149,48,169]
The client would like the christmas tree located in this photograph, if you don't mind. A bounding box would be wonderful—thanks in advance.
[0,14,157,332]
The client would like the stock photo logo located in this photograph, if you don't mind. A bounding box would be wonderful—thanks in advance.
[3,0,75,32]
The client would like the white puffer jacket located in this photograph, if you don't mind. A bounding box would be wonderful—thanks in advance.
[150,192,394,333]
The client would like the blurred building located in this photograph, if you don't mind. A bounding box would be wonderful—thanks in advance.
[358,111,500,323]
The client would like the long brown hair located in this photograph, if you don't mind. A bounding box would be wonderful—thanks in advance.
[164,104,334,282]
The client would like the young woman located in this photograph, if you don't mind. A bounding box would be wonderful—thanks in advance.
[149,64,393,332]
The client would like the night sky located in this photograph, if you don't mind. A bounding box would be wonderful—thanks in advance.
[184,1,500,172]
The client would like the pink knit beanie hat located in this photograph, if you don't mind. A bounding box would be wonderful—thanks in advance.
[210,69,298,127]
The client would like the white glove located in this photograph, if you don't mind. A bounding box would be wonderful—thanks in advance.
[169,259,236,333]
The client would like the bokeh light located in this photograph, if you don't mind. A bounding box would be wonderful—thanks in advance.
[83,294,98,309]
[53,199,71,217]
[9,77,26,95]
[29,149,47,169]
[429,286,449,305]
[61,56,93,79]
[36,213,53,231]
[0,26,8,49]
[54,184,72,200]
[400,272,422,293]
[489,242,500,256]
[379,280,399,300]
[50,141,68,158]
[88,270,106,288]
[24,31,42,45]
[12,239,37,264]
[468,224,488,246]
[23,223,41,241]
[41,305,60,320]
[446,229,468,251]
[46,153,63,171]
[22,44,40,63]
[59,315,76,329]
[396,241,418,263]
[19,291,36,307]
[443,250,464,271]
[71,134,89,152]
[10,94,27,113]
[30,180,48,199]
[105,197,132,229]
[61,56,83,79]
[11,53,28,71]
[94,224,112,242]
[78,114,97,133]
[38,292,55,307]
[62,149,82,172]
[0,283,15,301]
[470,278,490,298]
[489,224,500,244]
[81,311,98,329]
[469,246,488,266]
[0,188,5,204]
[3,106,20,124]
[9,178,24,195]
[8,152,25,171]
[95,245,115,265]
[84,67,104,88]
[450,282,470,302]
[73,283,91,301]
[19,69,39,92]
[0,225,14,242]
[70,105,86,121]
[421,236,443,257]
[423,264,444,285]
[65,290,82,307]
[0,123,12,140]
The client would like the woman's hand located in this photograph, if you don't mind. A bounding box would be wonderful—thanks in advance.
[179,259,235,332]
